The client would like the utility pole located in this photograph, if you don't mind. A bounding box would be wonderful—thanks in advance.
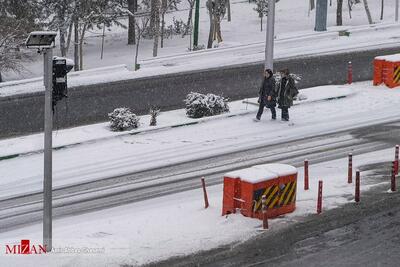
[43,47,53,252]
[265,0,275,70]
[396,0,399,22]
[193,0,200,48]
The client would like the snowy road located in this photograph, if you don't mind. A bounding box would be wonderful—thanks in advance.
[0,120,398,233]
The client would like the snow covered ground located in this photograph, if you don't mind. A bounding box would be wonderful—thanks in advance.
[3,0,400,82]
[0,81,399,199]
[0,148,396,267]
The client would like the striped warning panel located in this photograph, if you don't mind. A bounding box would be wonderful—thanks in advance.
[252,185,279,212]
[279,181,297,206]
[252,182,297,212]
[394,66,400,84]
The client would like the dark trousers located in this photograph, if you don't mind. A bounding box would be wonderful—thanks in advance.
[257,103,276,120]
[281,107,289,120]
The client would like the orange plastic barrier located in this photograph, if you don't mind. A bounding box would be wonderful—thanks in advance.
[222,164,297,220]
[373,54,400,88]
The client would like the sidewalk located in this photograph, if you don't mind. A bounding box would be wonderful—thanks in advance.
[0,85,355,161]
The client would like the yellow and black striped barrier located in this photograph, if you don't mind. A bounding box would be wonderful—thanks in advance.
[253,181,297,212]
[394,66,400,84]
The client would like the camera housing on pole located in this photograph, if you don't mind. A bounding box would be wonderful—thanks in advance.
[52,57,74,109]
[26,31,57,252]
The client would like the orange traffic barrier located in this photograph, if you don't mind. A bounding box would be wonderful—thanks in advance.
[222,164,297,220]
[373,54,400,89]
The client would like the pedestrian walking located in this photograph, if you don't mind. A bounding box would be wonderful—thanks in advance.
[254,69,276,122]
[277,69,298,121]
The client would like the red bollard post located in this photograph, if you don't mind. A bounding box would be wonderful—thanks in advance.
[201,177,209,208]
[355,170,360,203]
[317,180,323,214]
[262,195,268,229]
[391,161,397,192]
[348,153,353,184]
[395,145,399,175]
[348,61,353,84]
[304,159,309,190]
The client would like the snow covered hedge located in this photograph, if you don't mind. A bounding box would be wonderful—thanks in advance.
[184,92,229,118]
[108,107,140,131]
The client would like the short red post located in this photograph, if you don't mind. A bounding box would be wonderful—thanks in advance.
[262,195,268,229]
[348,61,353,84]
[348,153,353,184]
[304,159,309,190]
[317,180,323,214]
[355,170,360,203]
[395,145,399,175]
[391,161,397,192]
[201,177,209,208]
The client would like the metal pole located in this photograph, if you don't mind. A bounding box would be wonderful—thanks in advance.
[265,0,275,71]
[396,0,399,22]
[43,48,53,252]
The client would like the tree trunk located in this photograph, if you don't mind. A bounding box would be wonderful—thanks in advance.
[310,0,315,10]
[152,0,160,57]
[227,0,231,21]
[79,24,87,70]
[380,0,384,20]
[207,1,214,48]
[362,0,373,24]
[128,0,136,45]
[65,22,73,54]
[260,16,263,32]
[135,36,140,70]
[183,0,195,37]
[161,12,165,48]
[0,71,3,83]
[74,20,79,71]
[337,0,343,26]
[59,28,67,57]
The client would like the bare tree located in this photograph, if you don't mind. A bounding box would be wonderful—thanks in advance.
[206,0,227,48]
[362,0,373,24]
[128,0,138,45]
[337,0,343,26]
[380,0,384,20]
[134,15,151,70]
[150,0,161,57]
[182,0,196,37]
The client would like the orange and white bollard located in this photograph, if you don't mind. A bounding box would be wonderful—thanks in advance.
[262,195,268,229]
[317,180,323,214]
[348,61,353,84]
[348,153,353,184]
[391,161,397,192]
[304,159,309,190]
[201,177,209,208]
[395,145,399,175]
[355,170,360,203]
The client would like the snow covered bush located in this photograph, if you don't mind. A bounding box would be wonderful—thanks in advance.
[108,107,140,131]
[184,92,229,118]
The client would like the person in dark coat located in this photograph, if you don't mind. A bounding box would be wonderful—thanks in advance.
[277,68,298,121]
[255,69,276,121]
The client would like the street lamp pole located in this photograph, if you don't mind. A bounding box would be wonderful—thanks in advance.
[265,0,276,71]
[43,48,53,252]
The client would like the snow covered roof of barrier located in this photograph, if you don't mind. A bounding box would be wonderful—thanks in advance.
[375,53,400,62]
[253,163,298,176]
[225,168,278,183]
[225,164,297,183]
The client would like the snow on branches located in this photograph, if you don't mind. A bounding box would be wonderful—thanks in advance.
[184,92,229,118]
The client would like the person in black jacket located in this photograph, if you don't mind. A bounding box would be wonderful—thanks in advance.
[277,68,298,121]
[255,68,276,121]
